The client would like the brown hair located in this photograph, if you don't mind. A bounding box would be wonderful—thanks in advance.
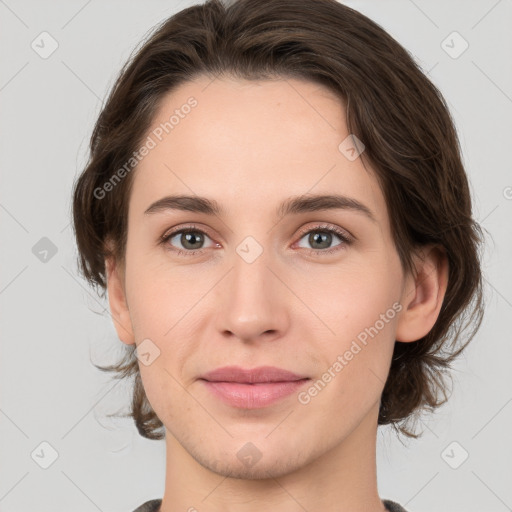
[72,0,485,439]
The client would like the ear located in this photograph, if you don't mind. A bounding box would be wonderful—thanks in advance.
[105,255,135,345]
[395,244,449,343]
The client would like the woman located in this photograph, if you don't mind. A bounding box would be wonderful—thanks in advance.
[71,0,485,510]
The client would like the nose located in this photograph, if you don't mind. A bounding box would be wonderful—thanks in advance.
[215,245,289,343]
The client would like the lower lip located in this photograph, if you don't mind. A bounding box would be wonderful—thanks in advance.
[201,379,310,408]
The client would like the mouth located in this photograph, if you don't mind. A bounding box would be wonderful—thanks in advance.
[199,366,310,409]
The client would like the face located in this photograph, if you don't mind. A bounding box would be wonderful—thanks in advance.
[112,76,411,479]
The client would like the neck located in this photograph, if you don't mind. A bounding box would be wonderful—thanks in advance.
[160,402,387,512]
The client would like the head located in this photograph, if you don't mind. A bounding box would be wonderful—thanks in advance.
[72,0,485,460]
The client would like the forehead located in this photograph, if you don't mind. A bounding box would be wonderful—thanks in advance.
[129,76,388,225]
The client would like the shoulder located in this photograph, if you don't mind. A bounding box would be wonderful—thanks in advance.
[131,498,162,512]
[131,498,408,512]
[383,499,410,512]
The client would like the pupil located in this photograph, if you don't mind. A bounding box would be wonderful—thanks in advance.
[311,232,330,249]
[184,232,202,249]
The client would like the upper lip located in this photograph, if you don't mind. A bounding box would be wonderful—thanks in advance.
[200,365,309,383]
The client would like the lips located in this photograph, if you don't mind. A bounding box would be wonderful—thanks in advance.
[199,366,310,409]
[200,365,308,384]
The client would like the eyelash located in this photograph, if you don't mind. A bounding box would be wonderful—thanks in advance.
[159,223,353,257]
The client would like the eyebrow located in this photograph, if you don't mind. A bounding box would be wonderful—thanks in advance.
[144,193,377,223]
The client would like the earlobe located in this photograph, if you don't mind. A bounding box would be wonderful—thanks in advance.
[105,256,135,345]
[395,245,449,343]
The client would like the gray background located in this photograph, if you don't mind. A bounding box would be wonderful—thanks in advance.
[1,0,511,511]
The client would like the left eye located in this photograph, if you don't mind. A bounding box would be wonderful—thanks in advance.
[295,226,351,253]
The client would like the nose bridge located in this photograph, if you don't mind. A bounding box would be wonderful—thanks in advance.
[231,241,274,312]
[217,236,287,339]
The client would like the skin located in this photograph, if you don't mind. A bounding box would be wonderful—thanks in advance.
[105,76,448,512]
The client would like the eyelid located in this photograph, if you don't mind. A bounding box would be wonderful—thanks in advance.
[294,222,354,244]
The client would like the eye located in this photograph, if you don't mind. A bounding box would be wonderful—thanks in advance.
[294,224,353,255]
[159,224,217,256]
[159,223,353,257]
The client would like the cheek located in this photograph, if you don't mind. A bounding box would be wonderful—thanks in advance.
[308,264,400,335]
[126,282,169,339]
[305,265,400,398]
[303,279,398,418]
[124,260,206,382]
[124,248,189,335]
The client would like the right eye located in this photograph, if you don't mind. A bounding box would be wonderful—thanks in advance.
[160,225,218,256]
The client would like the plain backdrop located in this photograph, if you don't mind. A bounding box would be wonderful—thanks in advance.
[1,1,511,511]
